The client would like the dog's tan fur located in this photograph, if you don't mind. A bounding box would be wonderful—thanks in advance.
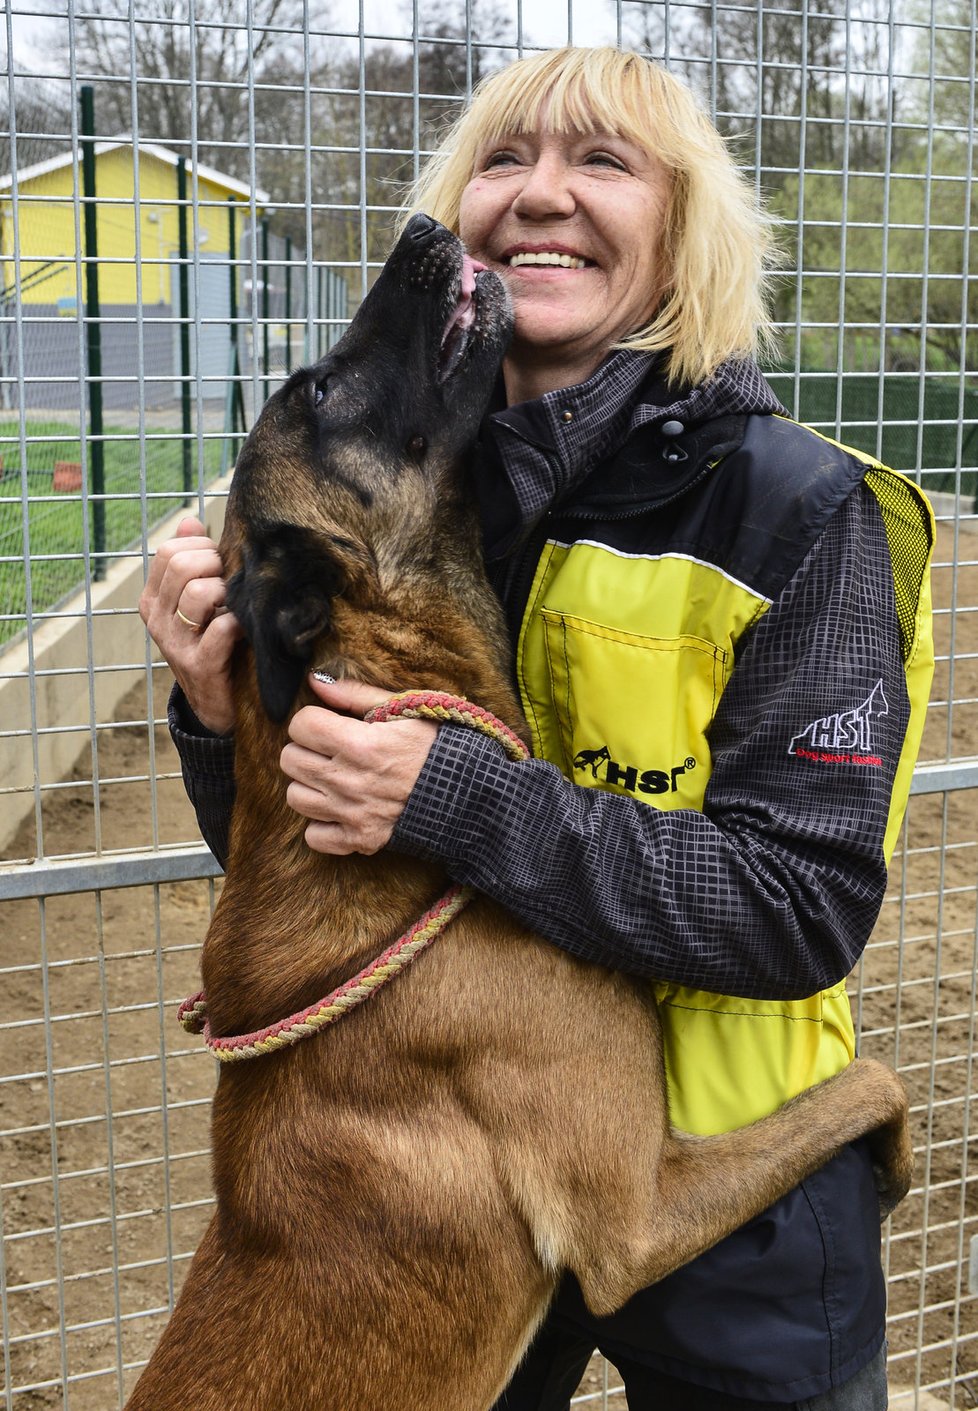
[127,264,912,1411]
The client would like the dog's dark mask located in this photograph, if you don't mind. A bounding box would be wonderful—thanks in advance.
[224,215,513,722]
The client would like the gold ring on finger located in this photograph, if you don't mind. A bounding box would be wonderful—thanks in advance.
[176,607,204,632]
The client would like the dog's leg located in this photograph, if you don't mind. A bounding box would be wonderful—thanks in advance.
[576,1056,912,1316]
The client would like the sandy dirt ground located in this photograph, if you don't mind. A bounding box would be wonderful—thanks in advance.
[1,520,975,1409]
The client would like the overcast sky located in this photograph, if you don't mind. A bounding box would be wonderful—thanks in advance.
[5,0,622,77]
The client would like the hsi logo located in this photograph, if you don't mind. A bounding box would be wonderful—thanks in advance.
[788,680,887,767]
[573,744,696,795]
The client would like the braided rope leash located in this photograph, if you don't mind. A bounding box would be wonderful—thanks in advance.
[178,884,471,1061]
[363,690,530,763]
[179,691,529,1063]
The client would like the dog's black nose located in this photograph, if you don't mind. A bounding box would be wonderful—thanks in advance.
[406,213,438,243]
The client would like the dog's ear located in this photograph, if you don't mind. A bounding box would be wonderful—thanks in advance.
[227,524,346,723]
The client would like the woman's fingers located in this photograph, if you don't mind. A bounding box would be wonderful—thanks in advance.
[140,525,241,735]
[280,700,437,854]
[174,572,229,632]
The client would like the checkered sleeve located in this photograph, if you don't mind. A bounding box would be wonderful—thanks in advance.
[167,684,236,869]
[390,482,910,999]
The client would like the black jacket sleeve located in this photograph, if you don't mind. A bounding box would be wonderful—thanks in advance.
[168,686,236,870]
[389,483,911,1000]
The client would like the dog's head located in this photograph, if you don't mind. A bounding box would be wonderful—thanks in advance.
[223,215,512,723]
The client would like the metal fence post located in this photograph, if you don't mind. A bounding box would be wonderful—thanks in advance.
[79,85,105,581]
[285,233,292,374]
[261,215,270,403]
[222,194,247,475]
[176,156,192,500]
[317,264,324,360]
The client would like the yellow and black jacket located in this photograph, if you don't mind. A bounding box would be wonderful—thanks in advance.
[511,410,933,1140]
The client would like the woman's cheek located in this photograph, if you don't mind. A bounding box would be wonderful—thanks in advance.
[458,181,495,251]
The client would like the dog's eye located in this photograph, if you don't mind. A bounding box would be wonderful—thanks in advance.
[313,381,327,407]
[406,435,427,460]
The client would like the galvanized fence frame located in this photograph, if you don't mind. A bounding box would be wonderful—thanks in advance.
[1,2,976,1407]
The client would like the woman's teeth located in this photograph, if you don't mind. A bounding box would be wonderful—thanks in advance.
[508,252,587,269]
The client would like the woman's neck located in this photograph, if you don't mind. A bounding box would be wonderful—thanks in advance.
[502,347,605,406]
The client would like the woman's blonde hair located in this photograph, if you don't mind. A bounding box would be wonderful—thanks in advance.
[405,46,778,388]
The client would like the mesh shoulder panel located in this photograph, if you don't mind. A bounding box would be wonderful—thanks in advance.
[864,466,934,664]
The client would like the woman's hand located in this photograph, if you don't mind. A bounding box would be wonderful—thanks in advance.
[281,675,438,855]
[139,516,243,735]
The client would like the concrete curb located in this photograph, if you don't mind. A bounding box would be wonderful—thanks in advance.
[0,477,231,853]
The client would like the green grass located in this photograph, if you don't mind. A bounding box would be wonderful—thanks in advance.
[0,420,228,644]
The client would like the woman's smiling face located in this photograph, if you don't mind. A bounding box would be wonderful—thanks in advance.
[458,126,672,399]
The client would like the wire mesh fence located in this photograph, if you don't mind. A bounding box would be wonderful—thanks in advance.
[0,2,976,1408]
[0,141,348,644]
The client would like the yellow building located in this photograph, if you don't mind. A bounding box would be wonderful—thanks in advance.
[0,142,268,410]
[0,140,267,308]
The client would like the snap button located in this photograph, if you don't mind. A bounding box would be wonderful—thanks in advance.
[561,410,574,423]
[661,419,685,437]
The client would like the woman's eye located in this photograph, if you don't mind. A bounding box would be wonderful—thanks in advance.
[585,151,627,171]
[484,150,520,170]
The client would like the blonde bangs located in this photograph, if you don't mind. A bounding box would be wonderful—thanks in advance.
[405,47,778,387]
[471,49,660,153]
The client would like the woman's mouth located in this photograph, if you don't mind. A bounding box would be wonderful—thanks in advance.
[508,251,588,269]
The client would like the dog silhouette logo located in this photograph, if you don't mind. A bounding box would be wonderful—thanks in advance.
[574,745,612,778]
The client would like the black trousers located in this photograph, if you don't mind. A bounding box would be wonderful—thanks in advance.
[491,1315,887,1411]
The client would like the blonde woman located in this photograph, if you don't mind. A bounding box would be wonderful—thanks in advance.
[142,47,933,1411]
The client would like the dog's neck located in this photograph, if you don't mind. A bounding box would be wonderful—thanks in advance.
[199,574,525,1039]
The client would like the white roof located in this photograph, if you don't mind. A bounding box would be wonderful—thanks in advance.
[0,140,270,204]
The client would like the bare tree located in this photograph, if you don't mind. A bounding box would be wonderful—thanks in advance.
[48,0,521,266]
[58,0,335,182]
[317,0,518,265]
[0,77,73,178]
[620,0,895,177]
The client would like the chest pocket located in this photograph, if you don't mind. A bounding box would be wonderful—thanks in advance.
[538,609,725,810]
[517,540,769,812]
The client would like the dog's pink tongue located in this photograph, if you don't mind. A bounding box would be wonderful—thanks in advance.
[461,254,485,298]
[444,256,485,346]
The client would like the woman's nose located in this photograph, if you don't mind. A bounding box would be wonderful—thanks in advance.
[511,154,576,221]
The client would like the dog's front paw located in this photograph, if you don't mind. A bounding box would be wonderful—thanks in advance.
[870,1120,915,1220]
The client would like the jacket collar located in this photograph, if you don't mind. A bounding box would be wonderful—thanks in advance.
[476,351,787,558]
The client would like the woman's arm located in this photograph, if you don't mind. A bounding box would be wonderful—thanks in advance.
[389,483,910,1000]
[168,686,237,870]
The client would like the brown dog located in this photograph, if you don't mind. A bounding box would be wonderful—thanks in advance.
[127,215,912,1411]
